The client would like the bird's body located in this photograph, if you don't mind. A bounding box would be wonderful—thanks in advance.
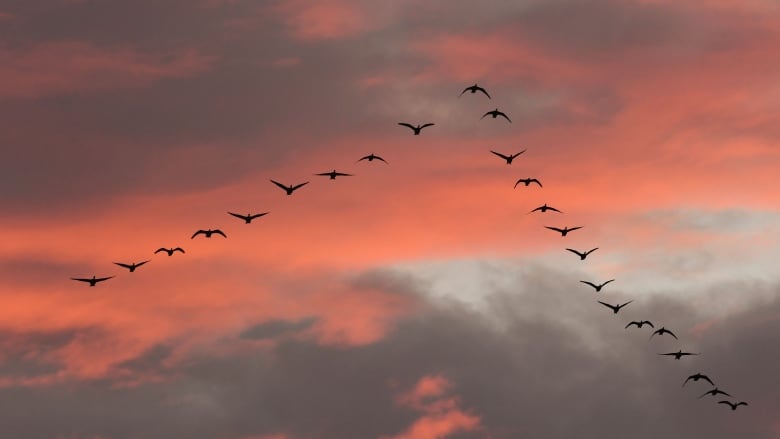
[316,169,353,180]
[545,226,582,237]
[566,248,598,260]
[650,326,678,340]
[490,150,525,164]
[113,260,150,273]
[192,229,227,239]
[357,153,388,164]
[625,320,654,329]
[155,247,185,256]
[699,387,731,398]
[683,373,714,387]
[661,350,700,360]
[271,179,309,195]
[598,300,633,314]
[228,211,269,224]
[398,122,434,135]
[481,108,511,123]
[581,279,615,292]
[459,83,491,99]
[71,275,114,287]
[529,203,562,214]
[514,178,542,188]
[718,401,748,411]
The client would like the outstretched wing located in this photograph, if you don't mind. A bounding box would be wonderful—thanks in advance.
[490,150,510,161]
[94,276,114,283]
[545,226,564,233]
[135,260,150,268]
[315,172,333,176]
[114,262,133,270]
[585,248,599,256]
[213,229,227,238]
[154,248,168,254]
[514,179,525,189]
[191,230,206,239]
[736,402,748,407]
[498,111,512,122]
[717,401,735,409]
[602,279,616,287]
[477,86,491,99]
[511,150,526,159]
[459,86,470,97]
[568,226,583,232]
[228,212,248,221]
[645,321,655,328]
[618,300,633,309]
[580,280,598,289]
[566,248,584,257]
[173,247,185,254]
[703,375,715,386]
[420,123,435,129]
[374,155,388,163]
[270,179,289,191]
[398,122,416,131]
[547,206,562,213]
[70,277,92,283]
[625,321,640,329]
[597,301,616,311]
[480,111,492,119]
[665,329,678,339]
[530,179,542,187]
[291,181,309,191]
[334,172,353,177]
[249,212,269,220]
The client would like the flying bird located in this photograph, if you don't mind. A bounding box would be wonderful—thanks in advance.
[481,108,511,123]
[155,247,185,256]
[270,179,309,195]
[398,122,434,135]
[580,279,615,292]
[625,320,654,329]
[529,204,562,214]
[459,83,491,99]
[683,373,714,387]
[597,300,633,314]
[113,260,150,273]
[192,229,227,239]
[490,150,526,164]
[718,401,748,411]
[357,153,388,164]
[699,387,731,399]
[545,226,583,237]
[660,350,700,360]
[514,178,542,188]
[649,326,678,340]
[316,169,353,180]
[566,248,598,260]
[71,275,114,287]
[228,211,269,224]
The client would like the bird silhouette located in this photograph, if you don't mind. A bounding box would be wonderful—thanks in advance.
[545,226,582,237]
[481,108,511,122]
[270,179,309,195]
[398,122,434,135]
[718,401,748,411]
[699,387,731,398]
[649,326,678,340]
[625,320,654,329]
[490,150,525,164]
[597,300,633,314]
[566,248,598,260]
[514,178,542,188]
[683,373,714,387]
[529,204,562,214]
[71,275,114,286]
[459,83,491,99]
[155,247,185,256]
[660,350,700,360]
[580,279,615,292]
[228,211,269,224]
[113,260,150,273]
[192,229,227,239]
[316,169,353,180]
[357,153,388,164]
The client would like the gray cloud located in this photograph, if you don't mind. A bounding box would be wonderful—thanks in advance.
[239,317,318,340]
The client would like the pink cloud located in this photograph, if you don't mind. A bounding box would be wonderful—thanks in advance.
[274,0,385,40]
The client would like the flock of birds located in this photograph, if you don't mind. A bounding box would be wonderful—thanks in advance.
[69,82,748,412]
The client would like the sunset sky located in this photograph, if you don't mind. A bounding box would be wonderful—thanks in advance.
[1,0,779,437]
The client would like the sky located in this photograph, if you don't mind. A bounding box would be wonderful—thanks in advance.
[1,0,779,437]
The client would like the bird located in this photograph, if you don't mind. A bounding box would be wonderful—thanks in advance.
[459,83,491,99]
[545,226,582,237]
[566,248,598,260]
[228,211,269,224]
[699,387,731,398]
[683,373,714,387]
[660,350,700,360]
[70,275,114,287]
[398,122,434,135]
[155,247,185,256]
[580,279,615,292]
[718,401,748,411]
[481,108,511,122]
[625,320,655,329]
[192,229,227,239]
[270,179,309,195]
[490,150,526,164]
[315,169,353,180]
[357,153,388,164]
[649,326,678,340]
[113,260,150,273]
[529,204,562,214]
[597,300,633,314]
[514,178,542,188]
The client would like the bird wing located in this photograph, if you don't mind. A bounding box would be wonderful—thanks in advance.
[213,229,227,238]
[514,179,525,188]
[315,172,333,176]
[529,206,543,213]
[154,248,168,254]
[545,226,564,233]
[228,212,248,220]
[480,111,491,119]
[398,122,416,131]
[192,230,205,239]
[717,401,734,407]
[357,155,370,162]
[173,247,185,253]
[566,248,584,257]
[645,321,655,328]
[698,390,714,398]
[136,260,150,267]
[548,206,562,213]
[490,150,510,160]
[334,172,352,177]
[531,179,542,187]
[736,402,748,407]
[291,181,309,191]
[619,300,634,309]
[716,390,731,397]
[597,301,616,311]
[114,262,132,269]
[477,87,491,99]
[270,179,289,191]
[375,155,388,163]
[682,376,693,387]
[71,277,92,283]
[94,276,114,283]
[499,112,512,122]
[249,212,269,219]
[568,226,583,232]
[602,279,615,286]
[585,248,599,255]
[703,376,714,386]
[625,321,639,329]
[580,280,598,289]
[459,87,469,97]
[420,123,435,129]
[511,150,527,158]
[666,329,678,339]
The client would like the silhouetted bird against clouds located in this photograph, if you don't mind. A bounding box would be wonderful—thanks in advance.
[155,247,185,256]
[71,275,114,286]
[270,179,309,195]
[580,279,615,292]
[192,229,226,239]
[566,248,598,260]
[597,300,633,314]
[625,320,654,329]
[545,226,582,237]
[459,83,491,99]
[481,108,511,123]
[683,373,714,387]
[718,401,748,411]
[113,260,150,273]
[529,203,562,214]
[398,122,434,135]
[490,150,525,164]
[514,178,542,188]
[650,326,678,340]
[699,387,731,398]
[228,211,269,224]
[357,153,387,164]
[316,169,353,180]
[660,350,700,360]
